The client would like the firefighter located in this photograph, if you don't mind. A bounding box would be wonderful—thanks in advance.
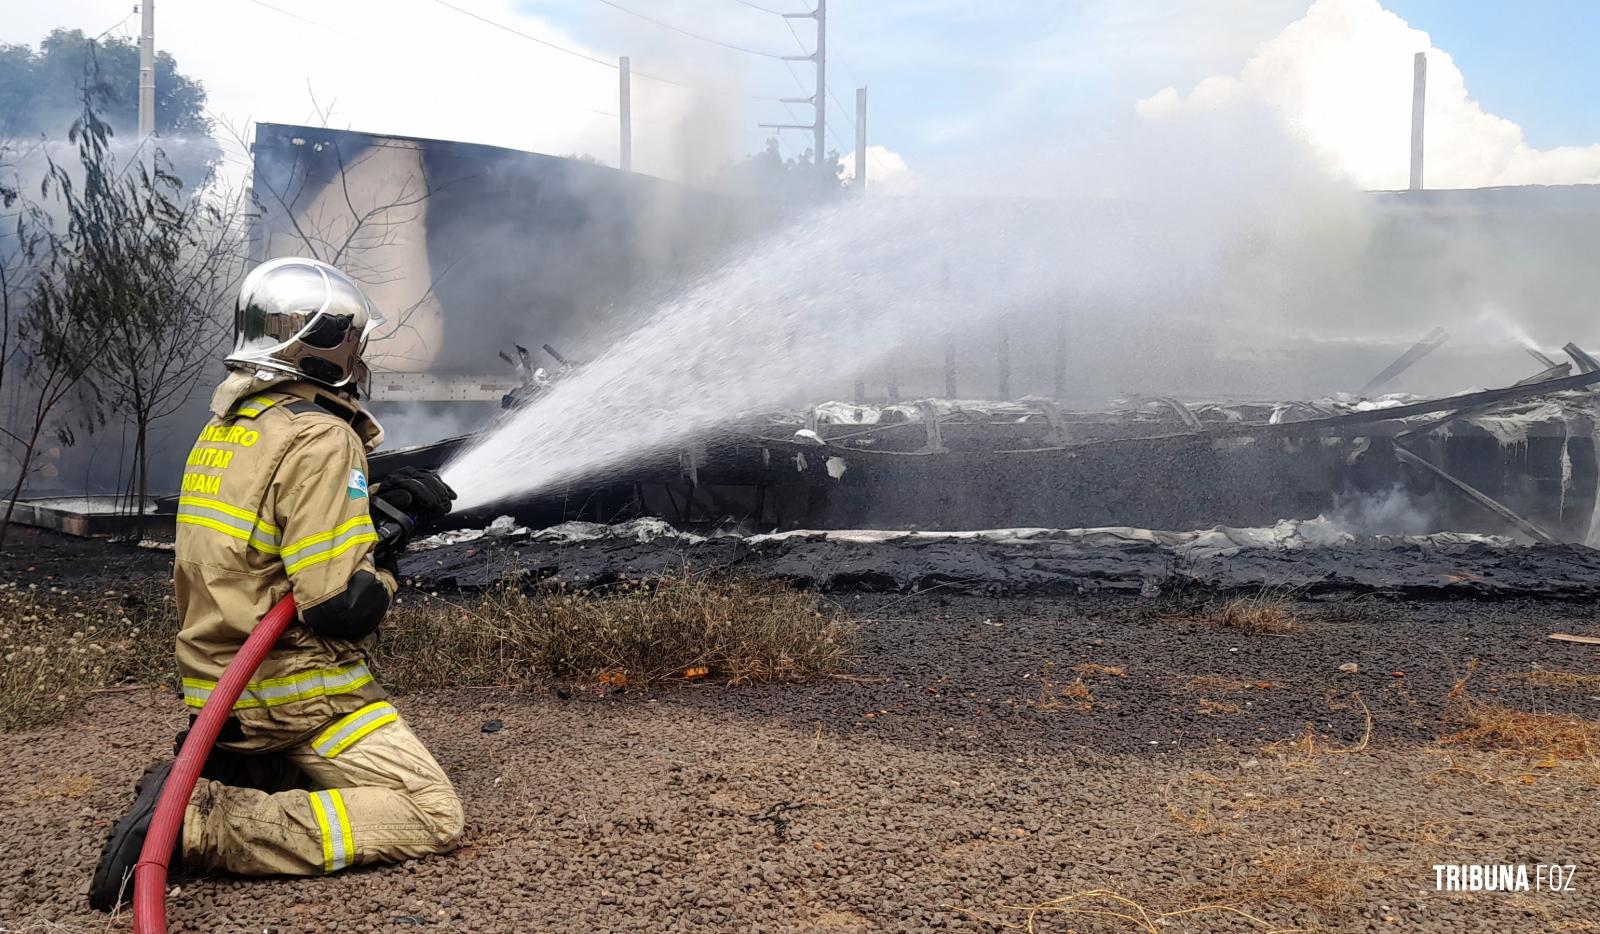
[90,257,462,910]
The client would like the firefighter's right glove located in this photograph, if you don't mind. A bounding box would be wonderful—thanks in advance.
[371,467,457,558]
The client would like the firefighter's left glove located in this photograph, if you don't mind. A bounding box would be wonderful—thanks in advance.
[371,467,457,558]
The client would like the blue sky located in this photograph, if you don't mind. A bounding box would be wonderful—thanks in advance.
[1385,0,1599,149]
[512,0,1600,170]
[5,0,1595,187]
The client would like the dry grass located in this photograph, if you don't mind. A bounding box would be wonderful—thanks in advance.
[1262,692,1372,765]
[1163,589,1299,636]
[1197,843,1384,913]
[1310,593,1388,625]
[381,571,857,690]
[0,571,857,731]
[12,770,97,803]
[0,580,175,731]
[1074,663,1127,678]
[956,888,1298,934]
[1440,667,1600,761]
[1162,772,1228,836]
[1514,670,1600,691]
[1186,675,1281,694]
[1026,662,1095,712]
[1213,595,1299,635]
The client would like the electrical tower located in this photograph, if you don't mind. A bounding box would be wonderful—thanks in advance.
[759,1,828,188]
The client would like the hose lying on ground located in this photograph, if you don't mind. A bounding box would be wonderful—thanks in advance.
[132,595,299,934]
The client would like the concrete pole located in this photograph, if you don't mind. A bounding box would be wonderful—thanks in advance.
[940,264,956,397]
[1409,51,1426,191]
[138,0,156,137]
[997,317,1011,400]
[854,87,867,195]
[814,0,827,187]
[619,56,633,172]
[1054,319,1067,400]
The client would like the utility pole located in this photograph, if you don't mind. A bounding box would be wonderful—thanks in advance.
[997,316,1011,400]
[619,56,632,172]
[138,0,156,137]
[1409,51,1426,191]
[762,3,828,189]
[1053,319,1067,400]
[854,86,867,194]
[812,0,826,184]
[942,263,956,397]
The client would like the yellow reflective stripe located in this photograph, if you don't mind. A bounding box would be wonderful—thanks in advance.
[180,663,375,710]
[176,514,251,543]
[313,701,399,758]
[309,791,336,873]
[177,495,281,535]
[329,789,355,869]
[282,516,379,575]
[175,514,282,556]
[282,515,376,558]
[233,396,280,418]
[285,532,378,576]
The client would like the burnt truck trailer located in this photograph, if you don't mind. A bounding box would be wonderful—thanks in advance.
[249,122,760,411]
[249,124,1600,542]
[374,368,1600,544]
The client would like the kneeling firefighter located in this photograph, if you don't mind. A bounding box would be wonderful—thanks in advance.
[90,257,462,910]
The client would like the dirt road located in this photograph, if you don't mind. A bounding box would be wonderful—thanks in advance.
[4,587,1599,932]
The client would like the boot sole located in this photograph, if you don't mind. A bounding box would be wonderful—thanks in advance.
[88,762,172,912]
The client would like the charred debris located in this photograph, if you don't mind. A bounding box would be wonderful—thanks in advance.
[374,339,1600,546]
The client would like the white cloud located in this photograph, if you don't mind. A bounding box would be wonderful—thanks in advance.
[1136,0,1600,189]
[837,145,913,192]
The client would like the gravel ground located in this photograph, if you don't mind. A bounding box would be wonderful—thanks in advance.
[3,536,1600,932]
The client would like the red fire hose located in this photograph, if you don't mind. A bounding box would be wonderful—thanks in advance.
[132,594,298,934]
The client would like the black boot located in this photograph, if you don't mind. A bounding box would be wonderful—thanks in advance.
[88,761,176,912]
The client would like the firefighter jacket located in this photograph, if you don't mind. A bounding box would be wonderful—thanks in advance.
[174,372,396,752]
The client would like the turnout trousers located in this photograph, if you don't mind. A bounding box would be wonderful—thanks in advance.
[181,703,464,876]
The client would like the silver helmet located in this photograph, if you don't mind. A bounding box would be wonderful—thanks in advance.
[226,257,384,392]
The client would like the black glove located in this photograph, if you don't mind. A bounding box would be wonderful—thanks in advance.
[371,467,457,556]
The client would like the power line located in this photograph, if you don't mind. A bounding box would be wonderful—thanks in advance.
[779,17,851,136]
[825,86,855,133]
[248,0,325,28]
[427,0,782,101]
[588,0,787,59]
[233,0,627,127]
[780,19,840,129]
[777,59,848,158]
[431,0,622,69]
[778,13,888,177]
[823,52,893,176]
[95,10,136,40]
[777,16,863,168]
[728,0,794,15]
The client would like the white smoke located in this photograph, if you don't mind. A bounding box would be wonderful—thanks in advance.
[438,112,1369,509]
[1325,485,1439,536]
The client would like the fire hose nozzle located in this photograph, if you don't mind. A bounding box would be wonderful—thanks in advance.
[370,497,415,557]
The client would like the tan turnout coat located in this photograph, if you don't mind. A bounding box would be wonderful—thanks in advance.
[174,373,395,752]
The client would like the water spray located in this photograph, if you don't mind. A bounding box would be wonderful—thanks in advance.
[436,182,1258,511]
